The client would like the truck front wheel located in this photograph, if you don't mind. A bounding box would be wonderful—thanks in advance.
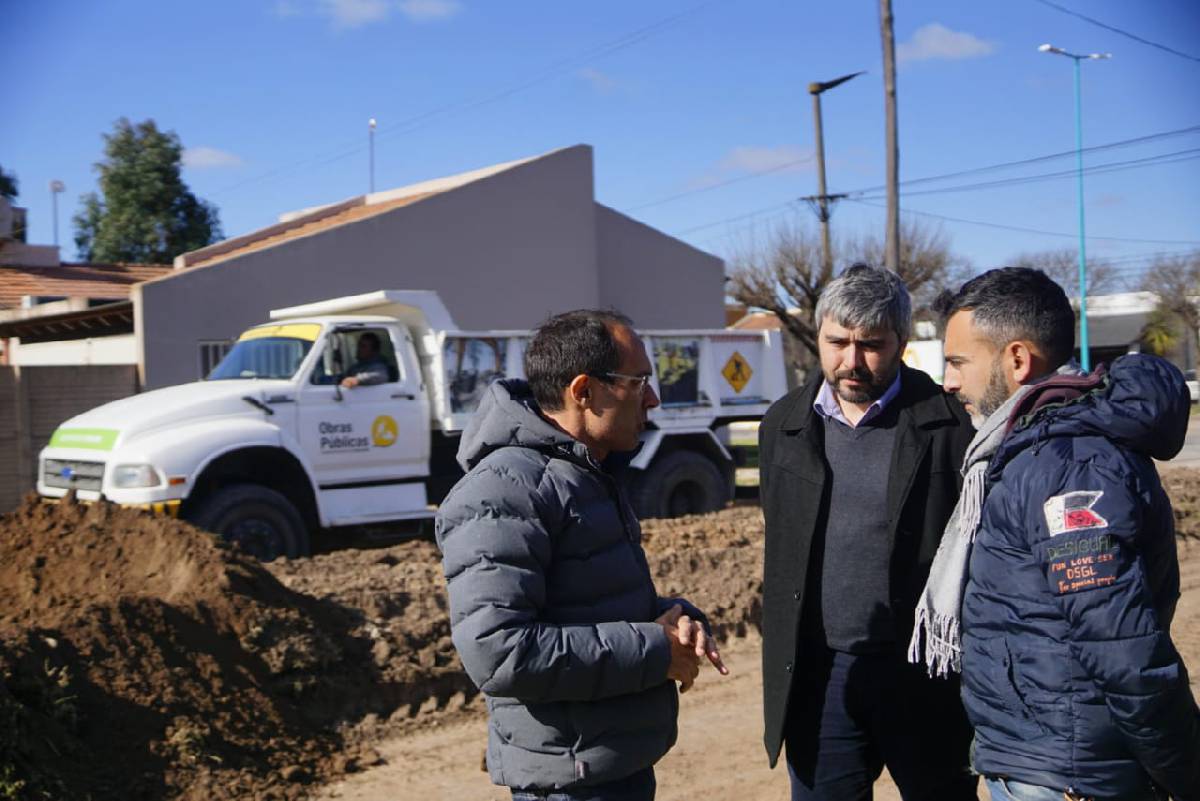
[630,450,731,520]
[189,484,311,561]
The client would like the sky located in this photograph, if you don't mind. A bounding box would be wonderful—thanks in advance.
[4,0,1199,290]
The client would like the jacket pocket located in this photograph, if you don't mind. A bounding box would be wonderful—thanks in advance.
[998,638,1052,736]
[963,635,1051,741]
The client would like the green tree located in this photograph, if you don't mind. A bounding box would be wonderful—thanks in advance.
[0,165,17,201]
[1141,252,1200,365]
[73,118,221,263]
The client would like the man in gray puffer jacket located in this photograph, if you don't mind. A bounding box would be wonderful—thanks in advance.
[436,310,727,800]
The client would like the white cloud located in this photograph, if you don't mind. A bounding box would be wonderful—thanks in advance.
[183,147,244,170]
[897,23,996,65]
[719,146,812,174]
[398,0,461,22]
[579,67,617,94]
[321,0,389,28]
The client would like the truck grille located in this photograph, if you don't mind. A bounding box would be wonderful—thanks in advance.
[43,459,105,492]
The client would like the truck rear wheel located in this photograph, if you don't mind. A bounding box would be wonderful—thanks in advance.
[630,450,731,520]
[189,484,310,561]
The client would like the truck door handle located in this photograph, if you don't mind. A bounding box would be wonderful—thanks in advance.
[391,392,416,400]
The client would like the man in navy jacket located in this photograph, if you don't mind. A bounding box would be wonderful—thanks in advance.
[933,268,1199,801]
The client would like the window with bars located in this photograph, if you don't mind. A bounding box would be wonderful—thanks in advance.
[198,340,234,379]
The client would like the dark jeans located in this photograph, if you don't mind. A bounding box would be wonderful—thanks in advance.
[784,647,978,801]
[511,768,656,801]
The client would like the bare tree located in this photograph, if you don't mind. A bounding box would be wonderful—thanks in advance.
[727,217,957,363]
[1141,252,1200,365]
[1009,249,1118,296]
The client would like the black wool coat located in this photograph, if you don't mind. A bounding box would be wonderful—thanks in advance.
[758,364,974,766]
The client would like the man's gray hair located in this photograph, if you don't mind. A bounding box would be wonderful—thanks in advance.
[814,263,912,340]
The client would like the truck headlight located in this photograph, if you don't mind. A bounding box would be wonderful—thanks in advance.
[111,464,163,489]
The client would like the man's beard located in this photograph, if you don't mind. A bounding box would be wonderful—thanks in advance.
[966,357,1011,427]
[825,359,901,405]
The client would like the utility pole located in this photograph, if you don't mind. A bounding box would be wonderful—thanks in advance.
[879,0,900,271]
[802,71,864,278]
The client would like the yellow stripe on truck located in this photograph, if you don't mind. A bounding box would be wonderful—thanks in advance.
[238,323,322,342]
[42,497,182,517]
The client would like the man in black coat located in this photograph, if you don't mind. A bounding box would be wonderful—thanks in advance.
[759,265,977,801]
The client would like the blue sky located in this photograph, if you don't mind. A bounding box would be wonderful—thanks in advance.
[4,0,1198,286]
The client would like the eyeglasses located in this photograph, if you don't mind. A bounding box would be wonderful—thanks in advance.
[594,371,654,392]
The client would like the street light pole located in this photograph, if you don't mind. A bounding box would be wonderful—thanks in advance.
[49,180,65,249]
[804,71,864,278]
[1039,44,1110,372]
[368,117,377,194]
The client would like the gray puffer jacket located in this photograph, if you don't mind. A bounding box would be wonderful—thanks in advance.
[435,379,681,790]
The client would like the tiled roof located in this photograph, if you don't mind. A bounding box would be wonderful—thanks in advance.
[0,262,172,310]
[179,193,436,270]
[164,148,564,276]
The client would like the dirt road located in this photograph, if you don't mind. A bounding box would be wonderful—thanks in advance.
[318,539,1200,801]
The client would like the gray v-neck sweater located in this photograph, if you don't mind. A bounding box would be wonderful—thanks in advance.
[813,410,899,652]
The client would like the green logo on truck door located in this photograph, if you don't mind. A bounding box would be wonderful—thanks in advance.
[49,428,119,451]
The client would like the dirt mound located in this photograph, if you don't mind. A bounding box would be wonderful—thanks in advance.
[0,495,412,801]
[5,470,1198,801]
[1162,468,1200,540]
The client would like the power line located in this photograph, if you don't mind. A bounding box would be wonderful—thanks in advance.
[648,125,1199,218]
[627,155,813,212]
[1032,0,1200,65]
[846,198,1200,246]
[842,125,1200,197]
[675,200,800,236]
[852,148,1200,201]
[210,3,713,198]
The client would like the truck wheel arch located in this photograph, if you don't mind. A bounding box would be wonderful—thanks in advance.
[627,432,734,519]
[184,446,320,534]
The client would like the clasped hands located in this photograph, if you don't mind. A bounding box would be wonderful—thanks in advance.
[657,604,730,693]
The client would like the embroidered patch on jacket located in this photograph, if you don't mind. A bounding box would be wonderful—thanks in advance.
[1043,490,1108,536]
[1047,532,1120,594]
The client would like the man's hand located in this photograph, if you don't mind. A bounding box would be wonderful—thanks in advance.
[657,604,729,692]
[340,376,360,388]
[657,604,700,691]
[673,609,730,679]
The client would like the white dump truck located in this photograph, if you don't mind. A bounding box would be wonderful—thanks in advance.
[38,290,787,559]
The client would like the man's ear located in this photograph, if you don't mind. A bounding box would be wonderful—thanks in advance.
[565,374,592,409]
[1003,340,1039,387]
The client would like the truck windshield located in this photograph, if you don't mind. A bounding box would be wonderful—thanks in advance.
[207,337,315,380]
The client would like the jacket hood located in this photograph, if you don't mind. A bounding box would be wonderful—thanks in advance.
[456,378,592,472]
[996,353,1189,468]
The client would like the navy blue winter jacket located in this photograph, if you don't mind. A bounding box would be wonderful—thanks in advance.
[961,354,1200,799]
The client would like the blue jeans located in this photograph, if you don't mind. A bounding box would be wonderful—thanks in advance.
[984,778,1065,801]
[510,767,655,801]
[985,777,1161,801]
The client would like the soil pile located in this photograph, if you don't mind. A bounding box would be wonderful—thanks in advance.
[4,469,1199,801]
[0,495,444,801]
[641,504,765,642]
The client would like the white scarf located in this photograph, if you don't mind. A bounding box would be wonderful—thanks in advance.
[908,363,1082,676]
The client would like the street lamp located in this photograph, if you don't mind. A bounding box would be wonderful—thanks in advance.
[805,71,865,276]
[1038,43,1111,372]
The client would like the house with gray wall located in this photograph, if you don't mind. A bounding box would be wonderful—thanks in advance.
[135,145,725,388]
